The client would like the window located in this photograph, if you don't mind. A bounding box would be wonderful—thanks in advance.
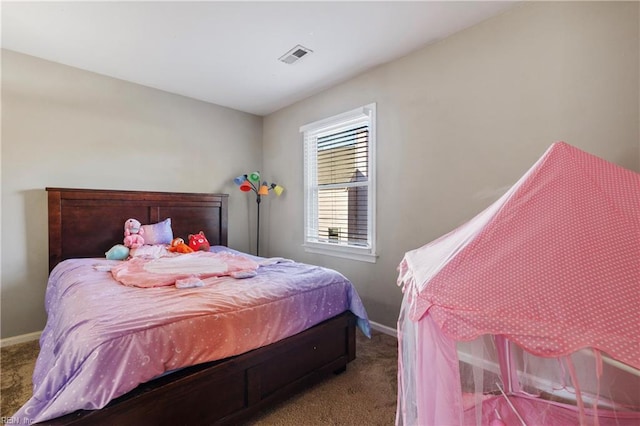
[300,103,377,262]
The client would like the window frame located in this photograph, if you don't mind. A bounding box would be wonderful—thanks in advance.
[300,103,377,263]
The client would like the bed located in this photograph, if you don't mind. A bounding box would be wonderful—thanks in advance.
[12,187,370,425]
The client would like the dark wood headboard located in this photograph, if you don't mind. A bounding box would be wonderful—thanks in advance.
[46,187,228,272]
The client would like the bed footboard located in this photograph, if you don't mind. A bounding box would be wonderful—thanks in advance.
[42,311,357,426]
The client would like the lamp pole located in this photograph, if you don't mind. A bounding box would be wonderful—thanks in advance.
[235,173,283,258]
[255,193,261,256]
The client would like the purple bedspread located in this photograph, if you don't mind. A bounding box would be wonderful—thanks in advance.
[12,247,370,424]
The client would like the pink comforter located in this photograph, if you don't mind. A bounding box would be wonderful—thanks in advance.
[111,251,259,287]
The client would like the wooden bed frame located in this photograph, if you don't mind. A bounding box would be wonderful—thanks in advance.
[43,187,357,425]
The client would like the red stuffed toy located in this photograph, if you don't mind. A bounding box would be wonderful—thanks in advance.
[189,231,210,252]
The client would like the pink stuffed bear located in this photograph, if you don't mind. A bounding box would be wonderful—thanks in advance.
[123,218,145,249]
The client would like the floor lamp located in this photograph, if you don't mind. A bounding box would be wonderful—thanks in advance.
[233,172,284,256]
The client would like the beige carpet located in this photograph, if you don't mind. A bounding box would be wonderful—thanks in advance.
[1,339,40,420]
[1,330,397,425]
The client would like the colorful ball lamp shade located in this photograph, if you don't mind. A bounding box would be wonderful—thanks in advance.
[233,172,284,256]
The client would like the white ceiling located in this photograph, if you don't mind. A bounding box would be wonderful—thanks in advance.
[1,1,517,116]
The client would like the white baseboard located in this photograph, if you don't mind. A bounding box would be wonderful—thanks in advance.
[1,331,41,348]
[369,320,397,338]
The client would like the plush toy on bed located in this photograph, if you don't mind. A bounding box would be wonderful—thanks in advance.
[123,218,145,249]
[188,231,210,252]
[105,244,130,260]
[168,237,194,253]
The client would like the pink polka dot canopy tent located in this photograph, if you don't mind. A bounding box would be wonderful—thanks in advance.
[396,142,640,426]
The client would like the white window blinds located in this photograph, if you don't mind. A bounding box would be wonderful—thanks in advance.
[301,104,376,262]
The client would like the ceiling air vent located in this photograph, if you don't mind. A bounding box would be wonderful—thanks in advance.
[279,45,313,64]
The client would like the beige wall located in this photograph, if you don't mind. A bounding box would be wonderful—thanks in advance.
[1,50,263,338]
[262,2,640,327]
[1,1,638,338]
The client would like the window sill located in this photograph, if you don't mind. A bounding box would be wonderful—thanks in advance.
[302,243,377,263]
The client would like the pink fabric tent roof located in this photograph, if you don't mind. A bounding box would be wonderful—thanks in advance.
[399,142,640,369]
